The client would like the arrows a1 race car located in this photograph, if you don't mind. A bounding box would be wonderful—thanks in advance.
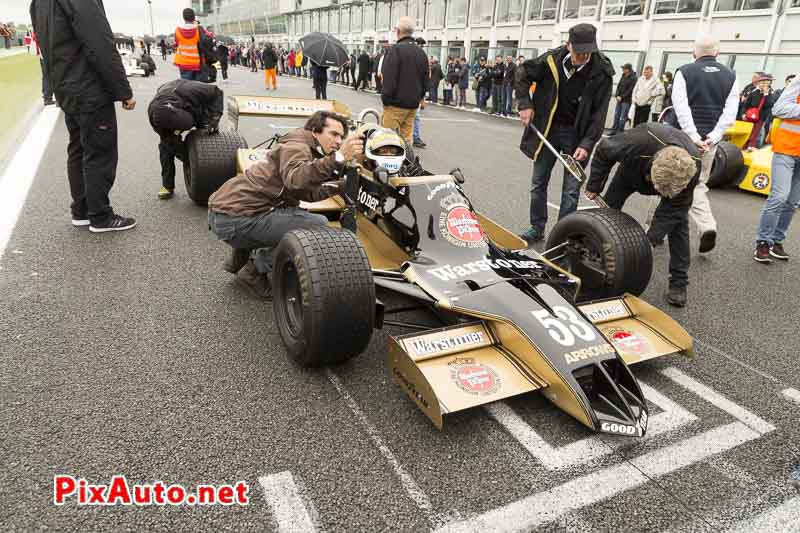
[192,96,694,437]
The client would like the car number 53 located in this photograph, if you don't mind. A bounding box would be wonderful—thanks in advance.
[531,307,596,347]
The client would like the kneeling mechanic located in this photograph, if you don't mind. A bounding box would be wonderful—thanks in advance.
[147,79,224,199]
[585,123,700,307]
[207,111,364,298]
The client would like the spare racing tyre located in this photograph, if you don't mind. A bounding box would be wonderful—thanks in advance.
[545,208,652,302]
[183,129,248,206]
[707,141,744,189]
[273,227,375,367]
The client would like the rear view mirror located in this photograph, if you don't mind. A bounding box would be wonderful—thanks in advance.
[450,167,465,184]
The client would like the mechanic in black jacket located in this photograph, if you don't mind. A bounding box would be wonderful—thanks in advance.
[491,55,506,115]
[502,55,517,117]
[516,23,614,244]
[30,0,137,233]
[586,123,701,307]
[380,16,429,142]
[147,79,224,200]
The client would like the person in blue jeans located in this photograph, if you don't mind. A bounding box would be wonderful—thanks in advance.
[413,103,426,148]
[503,56,516,116]
[613,64,637,132]
[753,76,800,263]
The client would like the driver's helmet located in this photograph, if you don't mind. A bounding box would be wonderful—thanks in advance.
[363,127,406,175]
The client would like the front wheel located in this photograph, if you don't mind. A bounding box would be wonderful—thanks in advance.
[545,208,653,301]
[273,227,375,367]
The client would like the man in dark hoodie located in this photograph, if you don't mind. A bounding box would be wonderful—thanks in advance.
[207,111,363,298]
[516,23,614,243]
[147,79,224,200]
[612,63,637,133]
[30,0,137,233]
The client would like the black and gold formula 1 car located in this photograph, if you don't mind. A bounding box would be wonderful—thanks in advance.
[192,96,694,437]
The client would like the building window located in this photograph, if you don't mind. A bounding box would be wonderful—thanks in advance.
[605,0,645,15]
[428,0,445,26]
[330,9,339,33]
[563,0,599,18]
[378,1,391,29]
[352,5,363,31]
[268,15,286,34]
[471,0,494,24]
[447,0,468,25]
[527,0,558,19]
[409,0,425,27]
[653,0,702,13]
[364,2,376,30]
[496,0,524,22]
[714,0,773,10]
[792,0,800,7]
[392,0,408,21]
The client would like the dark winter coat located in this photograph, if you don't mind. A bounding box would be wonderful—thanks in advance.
[380,36,430,109]
[29,0,132,115]
[616,72,637,103]
[515,45,614,160]
[458,64,470,89]
[147,79,224,135]
[476,66,492,90]
[430,62,444,87]
[357,52,371,75]
[492,63,505,86]
[503,62,517,86]
[262,46,278,69]
[587,123,700,208]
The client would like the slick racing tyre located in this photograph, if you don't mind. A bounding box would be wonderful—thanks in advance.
[273,227,375,367]
[707,141,744,189]
[183,129,248,206]
[546,208,653,301]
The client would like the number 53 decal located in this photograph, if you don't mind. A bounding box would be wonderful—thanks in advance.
[531,307,596,347]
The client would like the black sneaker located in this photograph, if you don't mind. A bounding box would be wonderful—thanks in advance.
[666,285,687,307]
[770,243,789,261]
[699,230,717,253]
[413,140,427,148]
[753,241,772,263]
[89,214,137,233]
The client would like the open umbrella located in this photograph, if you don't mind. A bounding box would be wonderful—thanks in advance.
[298,32,349,67]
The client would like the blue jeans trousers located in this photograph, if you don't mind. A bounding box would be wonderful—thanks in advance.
[179,69,200,81]
[503,85,514,115]
[613,101,631,132]
[756,152,800,245]
[529,124,582,232]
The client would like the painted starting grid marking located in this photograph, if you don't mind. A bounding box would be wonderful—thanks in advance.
[258,471,318,533]
[436,366,775,532]
[726,496,800,532]
[781,388,800,406]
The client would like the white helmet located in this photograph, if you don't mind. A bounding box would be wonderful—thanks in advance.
[364,127,406,175]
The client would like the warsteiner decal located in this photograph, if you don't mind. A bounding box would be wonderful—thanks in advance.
[244,100,317,114]
[426,258,541,281]
[564,343,615,365]
[580,300,629,323]
[408,331,485,357]
[448,357,501,396]
[605,327,651,356]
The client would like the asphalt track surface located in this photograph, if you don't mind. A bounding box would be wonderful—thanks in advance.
[1,56,799,532]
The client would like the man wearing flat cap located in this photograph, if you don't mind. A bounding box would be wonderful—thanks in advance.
[516,23,614,244]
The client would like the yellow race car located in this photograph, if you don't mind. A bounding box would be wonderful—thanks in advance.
[710,120,773,195]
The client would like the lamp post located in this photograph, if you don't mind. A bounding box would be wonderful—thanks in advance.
[147,0,155,37]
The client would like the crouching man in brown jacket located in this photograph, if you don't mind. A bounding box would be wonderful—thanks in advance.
[208,111,363,298]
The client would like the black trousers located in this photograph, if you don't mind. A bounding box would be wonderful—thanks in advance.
[159,136,187,189]
[314,80,328,100]
[65,104,118,224]
[355,73,368,90]
[220,60,228,80]
[341,68,349,84]
[40,58,53,103]
[633,105,651,127]
[604,173,690,289]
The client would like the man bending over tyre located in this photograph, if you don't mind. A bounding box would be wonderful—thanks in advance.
[585,123,700,308]
[207,111,364,299]
[148,79,224,199]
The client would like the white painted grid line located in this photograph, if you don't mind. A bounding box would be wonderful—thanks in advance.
[325,369,434,515]
[486,381,698,470]
[258,471,318,533]
[726,496,800,532]
[693,339,782,385]
[0,106,60,262]
[661,367,776,435]
[781,388,800,406]
[435,422,760,533]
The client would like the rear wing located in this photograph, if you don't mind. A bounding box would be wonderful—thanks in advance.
[227,95,351,130]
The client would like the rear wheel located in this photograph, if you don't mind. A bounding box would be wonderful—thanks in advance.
[708,141,744,188]
[183,130,248,206]
[273,227,375,367]
[545,208,653,301]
